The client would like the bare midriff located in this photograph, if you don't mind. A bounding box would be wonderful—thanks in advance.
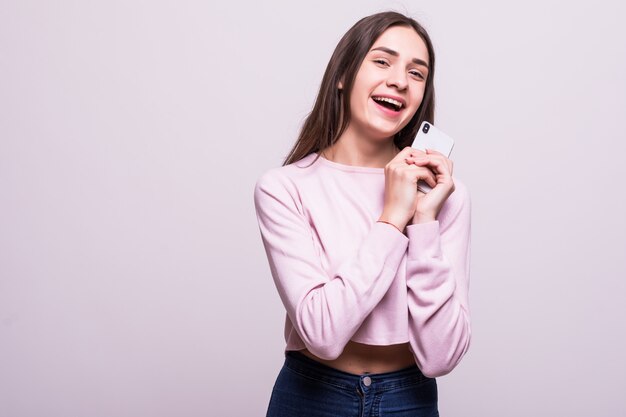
[298,340,416,375]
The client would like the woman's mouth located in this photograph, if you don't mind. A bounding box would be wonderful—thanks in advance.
[371,96,404,117]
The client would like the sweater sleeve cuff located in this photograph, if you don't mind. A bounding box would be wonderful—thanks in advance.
[406,220,442,260]
[368,221,409,269]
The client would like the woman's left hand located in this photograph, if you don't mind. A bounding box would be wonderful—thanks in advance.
[405,148,455,223]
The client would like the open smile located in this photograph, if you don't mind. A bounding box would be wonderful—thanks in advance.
[371,96,405,117]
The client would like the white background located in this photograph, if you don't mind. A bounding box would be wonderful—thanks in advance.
[1,0,625,416]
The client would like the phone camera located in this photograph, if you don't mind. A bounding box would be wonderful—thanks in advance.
[423,123,430,133]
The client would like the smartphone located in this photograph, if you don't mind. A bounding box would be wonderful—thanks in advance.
[410,121,455,193]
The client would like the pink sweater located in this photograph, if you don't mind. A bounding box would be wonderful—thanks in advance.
[253,152,472,377]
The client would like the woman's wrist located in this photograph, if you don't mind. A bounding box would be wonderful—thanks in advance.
[376,219,404,233]
[410,213,436,224]
[377,212,406,233]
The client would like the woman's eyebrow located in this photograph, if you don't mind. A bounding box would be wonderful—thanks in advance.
[370,46,429,69]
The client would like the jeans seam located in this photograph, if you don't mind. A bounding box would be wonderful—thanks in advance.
[284,363,354,391]
[378,375,433,392]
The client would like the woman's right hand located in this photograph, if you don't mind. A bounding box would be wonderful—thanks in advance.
[378,146,437,231]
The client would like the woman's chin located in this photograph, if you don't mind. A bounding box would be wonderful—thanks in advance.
[366,125,402,141]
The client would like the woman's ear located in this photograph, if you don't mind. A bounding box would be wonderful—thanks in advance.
[337,76,344,90]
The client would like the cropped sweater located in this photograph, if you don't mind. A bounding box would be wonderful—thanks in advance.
[253,152,472,377]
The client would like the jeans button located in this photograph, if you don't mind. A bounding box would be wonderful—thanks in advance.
[362,376,372,387]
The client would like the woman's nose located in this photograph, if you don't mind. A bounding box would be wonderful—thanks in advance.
[386,69,408,90]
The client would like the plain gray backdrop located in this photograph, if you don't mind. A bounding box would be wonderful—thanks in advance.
[1,0,625,416]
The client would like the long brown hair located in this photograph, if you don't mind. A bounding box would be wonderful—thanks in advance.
[282,11,436,167]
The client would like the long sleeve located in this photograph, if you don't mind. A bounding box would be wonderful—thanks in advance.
[405,181,472,377]
[253,170,409,360]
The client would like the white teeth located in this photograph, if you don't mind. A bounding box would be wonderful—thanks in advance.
[372,96,403,109]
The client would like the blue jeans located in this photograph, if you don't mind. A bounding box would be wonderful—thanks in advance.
[266,350,439,417]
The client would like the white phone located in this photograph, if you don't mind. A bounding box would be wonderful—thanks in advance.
[410,121,455,193]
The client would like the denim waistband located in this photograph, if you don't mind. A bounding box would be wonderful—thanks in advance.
[284,350,431,392]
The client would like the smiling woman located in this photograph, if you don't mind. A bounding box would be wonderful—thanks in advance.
[254,10,471,417]
[281,13,437,168]
[368,45,430,112]
[339,25,431,143]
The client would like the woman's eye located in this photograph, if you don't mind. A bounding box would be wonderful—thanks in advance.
[376,59,424,80]
[375,59,425,80]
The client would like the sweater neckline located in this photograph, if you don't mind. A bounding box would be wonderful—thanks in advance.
[311,152,385,174]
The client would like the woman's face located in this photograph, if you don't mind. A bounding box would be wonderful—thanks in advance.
[340,25,430,141]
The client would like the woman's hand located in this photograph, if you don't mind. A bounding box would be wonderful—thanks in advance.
[405,149,455,224]
[378,147,438,231]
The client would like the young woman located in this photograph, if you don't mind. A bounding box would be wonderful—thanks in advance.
[254,11,471,416]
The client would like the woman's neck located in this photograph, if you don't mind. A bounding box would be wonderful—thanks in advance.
[322,134,399,168]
